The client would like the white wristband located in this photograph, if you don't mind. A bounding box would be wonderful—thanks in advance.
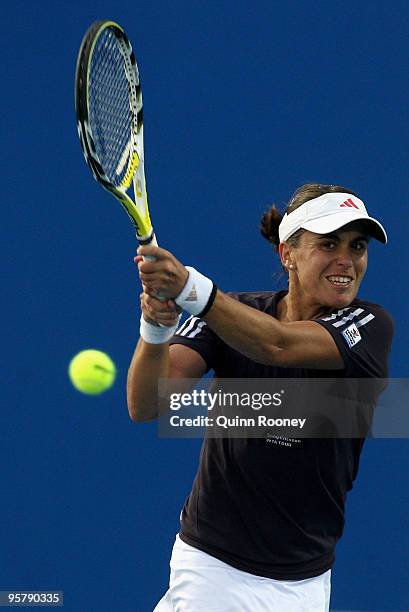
[175,266,217,316]
[139,314,181,344]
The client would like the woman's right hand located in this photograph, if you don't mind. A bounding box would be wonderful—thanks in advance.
[136,254,181,327]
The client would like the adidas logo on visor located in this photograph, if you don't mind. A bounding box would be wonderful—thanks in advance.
[340,198,359,209]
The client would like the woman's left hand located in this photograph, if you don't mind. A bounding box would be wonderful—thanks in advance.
[135,245,189,300]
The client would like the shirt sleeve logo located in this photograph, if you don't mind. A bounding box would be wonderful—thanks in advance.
[342,322,362,348]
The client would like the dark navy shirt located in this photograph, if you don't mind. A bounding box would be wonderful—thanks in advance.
[169,290,394,580]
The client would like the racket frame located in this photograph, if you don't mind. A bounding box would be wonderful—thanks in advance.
[75,20,155,245]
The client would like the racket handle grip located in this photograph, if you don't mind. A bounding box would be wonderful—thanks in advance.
[139,234,167,320]
[140,232,158,263]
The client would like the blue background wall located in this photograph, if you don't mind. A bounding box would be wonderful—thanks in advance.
[1,1,408,610]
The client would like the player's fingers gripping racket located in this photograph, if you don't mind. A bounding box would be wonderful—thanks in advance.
[75,20,159,263]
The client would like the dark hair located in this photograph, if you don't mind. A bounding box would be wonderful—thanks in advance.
[260,183,359,251]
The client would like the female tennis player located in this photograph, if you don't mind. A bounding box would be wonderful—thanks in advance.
[127,183,394,612]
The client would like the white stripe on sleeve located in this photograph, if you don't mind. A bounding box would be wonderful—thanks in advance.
[176,316,207,338]
[321,307,351,322]
[332,308,365,328]
[355,313,375,328]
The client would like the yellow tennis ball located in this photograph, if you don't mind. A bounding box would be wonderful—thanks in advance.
[68,349,116,395]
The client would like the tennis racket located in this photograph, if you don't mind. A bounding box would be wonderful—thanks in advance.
[75,20,157,250]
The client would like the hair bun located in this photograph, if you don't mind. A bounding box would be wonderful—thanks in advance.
[260,205,282,249]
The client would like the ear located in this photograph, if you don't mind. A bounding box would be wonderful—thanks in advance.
[278,242,294,270]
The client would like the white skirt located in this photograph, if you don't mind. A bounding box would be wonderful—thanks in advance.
[153,534,331,612]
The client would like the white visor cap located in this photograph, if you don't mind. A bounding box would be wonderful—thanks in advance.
[278,193,387,244]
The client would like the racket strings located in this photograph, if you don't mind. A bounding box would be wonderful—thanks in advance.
[88,28,134,186]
